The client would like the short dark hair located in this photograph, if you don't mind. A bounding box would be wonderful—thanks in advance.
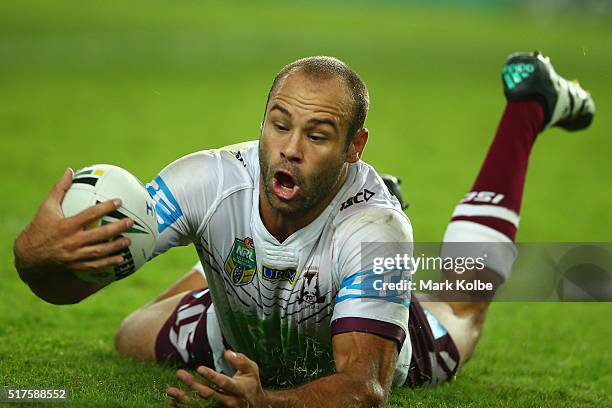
[263,56,370,146]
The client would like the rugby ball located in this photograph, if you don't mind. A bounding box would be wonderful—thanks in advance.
[61,164,158,283]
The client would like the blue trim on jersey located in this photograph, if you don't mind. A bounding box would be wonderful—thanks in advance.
[191,289,208,299]
[336,269,410,307]
[424,308,448,339]
[146,175,184,234]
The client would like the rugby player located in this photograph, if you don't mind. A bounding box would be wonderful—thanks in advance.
[14,52,594,407]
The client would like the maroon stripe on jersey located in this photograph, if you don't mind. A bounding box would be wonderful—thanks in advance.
[331,317,406,349]
[451,215,517,241]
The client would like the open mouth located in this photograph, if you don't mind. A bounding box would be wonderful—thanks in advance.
[272,169,299,201]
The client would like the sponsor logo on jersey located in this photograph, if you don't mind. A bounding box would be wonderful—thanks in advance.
[299,270,325,305]
[146,176,184,233]
[340,188,375,211]
[224,237,257,286]
[261,265,298,285]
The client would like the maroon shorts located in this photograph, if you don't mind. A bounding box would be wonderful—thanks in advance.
[155,289,216,369]
[404,295,460,387]
[155,289,459,388]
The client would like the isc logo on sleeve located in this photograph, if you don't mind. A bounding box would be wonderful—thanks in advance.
[340,189,375,211]
[146,176,184,233]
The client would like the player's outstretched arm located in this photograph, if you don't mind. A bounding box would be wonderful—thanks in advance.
[14,169,134,305]
[168,332,397,408]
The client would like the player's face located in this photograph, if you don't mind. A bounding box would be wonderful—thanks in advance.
[259,72,352,217]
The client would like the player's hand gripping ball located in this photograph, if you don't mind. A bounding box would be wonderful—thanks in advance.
[61,165,158,283]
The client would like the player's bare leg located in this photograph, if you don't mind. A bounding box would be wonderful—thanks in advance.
[420,52,595,365]
[148,268,207,304]
[114,267,207,361]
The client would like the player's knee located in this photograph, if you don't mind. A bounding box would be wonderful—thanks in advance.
[116,294,187,363]
[114,316,134,357]
[114,311,157,362]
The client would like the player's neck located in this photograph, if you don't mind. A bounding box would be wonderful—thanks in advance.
[259,167,348,243]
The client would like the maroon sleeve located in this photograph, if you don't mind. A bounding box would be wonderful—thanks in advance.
[331,317,406,349]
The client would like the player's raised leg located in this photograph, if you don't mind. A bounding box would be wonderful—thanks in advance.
[419,51,595,366]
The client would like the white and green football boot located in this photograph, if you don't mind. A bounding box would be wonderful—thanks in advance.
[502,51,595,131]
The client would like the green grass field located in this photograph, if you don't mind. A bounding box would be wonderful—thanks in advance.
[1,1,611,406]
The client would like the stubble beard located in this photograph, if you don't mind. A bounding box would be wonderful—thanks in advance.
[258,142,345,217]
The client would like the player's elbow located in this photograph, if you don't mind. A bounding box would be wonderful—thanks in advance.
[27,283,87,305]
[18,271,91,305]
[42,293,85,305]
[17,266,102,305]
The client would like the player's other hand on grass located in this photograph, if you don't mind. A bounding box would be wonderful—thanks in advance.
[14,168,133,275]
[167,350,267,408]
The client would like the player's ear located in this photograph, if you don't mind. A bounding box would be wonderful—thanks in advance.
[345,128,368,164]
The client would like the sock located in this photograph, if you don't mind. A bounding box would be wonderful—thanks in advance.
[442,101,544,280]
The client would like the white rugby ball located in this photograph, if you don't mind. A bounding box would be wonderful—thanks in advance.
[61,164,158,284]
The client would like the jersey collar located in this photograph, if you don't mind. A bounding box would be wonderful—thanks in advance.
[251,163,357,268]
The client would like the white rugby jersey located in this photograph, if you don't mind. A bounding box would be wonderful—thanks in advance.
[147,141,414,386]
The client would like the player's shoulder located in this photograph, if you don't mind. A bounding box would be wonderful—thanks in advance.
[332,161,413,242]
[180,140,258,176]
[156,140,258,187]
[215,140,260,183]
[216,140,259,170]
